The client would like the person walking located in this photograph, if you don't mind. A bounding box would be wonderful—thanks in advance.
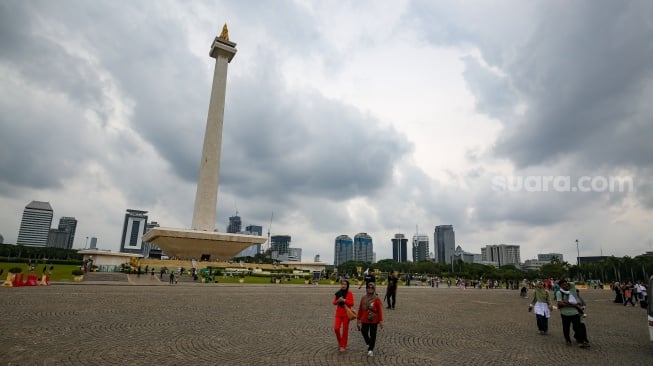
[359,269,376,290]
[357,282,384,357]
[333,280,355,352]
[622,282,636,306]
[520,278,528,297]
[386,271,398,309]
[528,281,552,334]
[555,280,590,348]
[613,282,623,303]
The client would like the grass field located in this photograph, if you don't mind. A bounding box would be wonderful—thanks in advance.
[0,262,82,282]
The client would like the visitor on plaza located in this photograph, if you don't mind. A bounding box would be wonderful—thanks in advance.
[622,282,636,306]
[613,281,623,303]
[385,271,398,309]
[635,280,648,307]
[359,268,376,290]
[528,281,552,335]
[333,279,355,352]
[356,282,384,357]
[575,288,589,341]
[555,280,590,348]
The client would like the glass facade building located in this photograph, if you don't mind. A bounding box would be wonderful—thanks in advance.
[354,233,374,263]
[412,234,430,262]
[392,233,408,263]
[434,225,456,264]
[227,215,242,233]
[334,235,353,266]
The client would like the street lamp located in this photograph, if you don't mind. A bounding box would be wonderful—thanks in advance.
[575,239,579,266]
[576,239,580,281]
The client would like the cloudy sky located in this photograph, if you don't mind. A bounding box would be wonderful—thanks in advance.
[1,0,652,264]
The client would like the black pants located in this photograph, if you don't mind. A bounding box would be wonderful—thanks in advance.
[361,323,378,351]
[560,314,587,343]
[387,290,396,309]
[536,314,548,332]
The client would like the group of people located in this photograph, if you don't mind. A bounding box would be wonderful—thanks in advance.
[333,270,399,356]
[612,281,648,307]
[528,279,590,348]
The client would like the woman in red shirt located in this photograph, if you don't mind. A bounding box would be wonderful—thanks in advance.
[333,279,355,351]
[356,282,384,356]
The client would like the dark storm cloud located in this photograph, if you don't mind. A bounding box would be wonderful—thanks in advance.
[0,1,216,193]
[494,2,653,170]
[218,47,411,203]
[409,1,653,213]
[409,1,653,169]
[461,56,515,120]
[0,1,109,190]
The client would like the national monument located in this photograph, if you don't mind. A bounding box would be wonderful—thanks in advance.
[142,25,266,260]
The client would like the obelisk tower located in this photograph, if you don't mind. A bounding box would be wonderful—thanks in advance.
[191,24,237,231]
[142,25,266,260]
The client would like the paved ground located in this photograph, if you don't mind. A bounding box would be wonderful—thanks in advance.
[0,282,651,365]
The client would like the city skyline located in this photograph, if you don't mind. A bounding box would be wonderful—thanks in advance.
[1,2,653,264]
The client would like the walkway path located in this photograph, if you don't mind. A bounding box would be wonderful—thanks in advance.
[1,284,650,365]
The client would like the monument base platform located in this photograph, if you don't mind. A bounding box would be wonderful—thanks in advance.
[142,227,267,261]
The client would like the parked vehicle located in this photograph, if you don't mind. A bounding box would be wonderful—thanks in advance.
[648,275,653,342]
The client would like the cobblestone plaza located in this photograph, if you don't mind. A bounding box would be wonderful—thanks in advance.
[1,283,651,365]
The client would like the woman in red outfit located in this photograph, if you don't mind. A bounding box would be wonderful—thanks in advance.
[356,282,384,356]
[333,279,355,351]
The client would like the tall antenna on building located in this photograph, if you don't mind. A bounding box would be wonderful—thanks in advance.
[267,212,274,255]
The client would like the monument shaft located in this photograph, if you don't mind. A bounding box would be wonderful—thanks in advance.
[142,27,265,261]
[191,37,237,231]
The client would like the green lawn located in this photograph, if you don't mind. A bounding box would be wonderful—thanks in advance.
[0,262,82,282]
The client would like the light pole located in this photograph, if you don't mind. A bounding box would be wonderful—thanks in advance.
[575,239,579,265]
[576,239,580,280]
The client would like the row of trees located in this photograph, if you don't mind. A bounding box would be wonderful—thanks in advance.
[0,244,83,263]
[336,255,653,284]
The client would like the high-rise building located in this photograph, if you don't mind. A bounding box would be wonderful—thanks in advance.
[287,247,302,262]
[269,235,293,261]
[48,228,69,249]
[391,233,408,263]
[482,244,521,267]
[0,234,4,244]
[271,235,291,255]
[17,201,53,247]
[227,215,242,233]
[89,237,97,249]
[354,233,374,263]
[245,225,263,236]
[334,235,353,266]
[120,209,148,254]
[538,253,564,263]
[434,225,456,264]
[57,216,77,249]
[143,221,162,258]
[412,234,429,262]
[240,225,263,256]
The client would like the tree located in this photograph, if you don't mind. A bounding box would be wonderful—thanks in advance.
[540,263,566,279]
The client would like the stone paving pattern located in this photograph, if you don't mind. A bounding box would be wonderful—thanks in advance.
[1,283,651,365]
